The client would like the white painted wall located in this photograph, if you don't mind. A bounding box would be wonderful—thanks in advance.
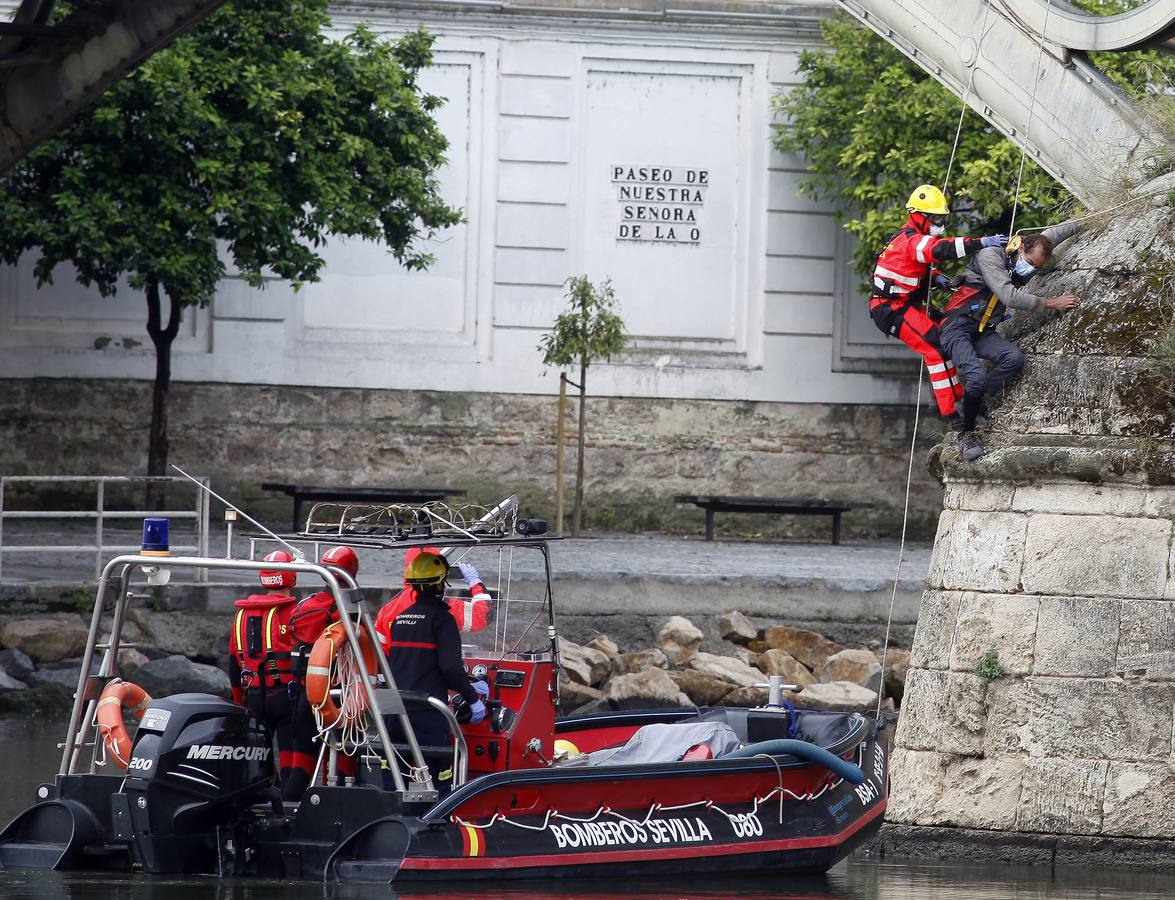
[0,0,917,404]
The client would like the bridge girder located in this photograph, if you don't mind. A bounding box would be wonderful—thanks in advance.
[0,0,227,173]
[836,0,1175,204]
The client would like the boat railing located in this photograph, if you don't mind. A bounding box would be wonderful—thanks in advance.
[60,553,453,804]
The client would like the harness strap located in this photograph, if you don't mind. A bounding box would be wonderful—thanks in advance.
[977,293,1001,332]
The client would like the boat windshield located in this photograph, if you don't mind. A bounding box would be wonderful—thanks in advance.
[444,542,553,662]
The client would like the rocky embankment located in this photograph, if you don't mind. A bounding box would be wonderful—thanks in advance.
[0,608,909,718]
[557,611,909,716]
[0,611,231,713]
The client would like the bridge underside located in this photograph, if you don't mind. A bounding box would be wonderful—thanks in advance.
[837,0,1175,204]
[0,0,226,173]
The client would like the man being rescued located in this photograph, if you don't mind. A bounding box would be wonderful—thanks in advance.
[940,222,1082,461]
[869,184,1009,427]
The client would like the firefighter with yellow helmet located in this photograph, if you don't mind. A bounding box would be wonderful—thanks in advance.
[869,184,1009,426]
[384,549,488,795]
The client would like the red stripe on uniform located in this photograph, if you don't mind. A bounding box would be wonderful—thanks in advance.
[400,800,886,871]
[388,641,438,649]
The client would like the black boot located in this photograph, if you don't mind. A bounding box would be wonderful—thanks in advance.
[959,430,985,461]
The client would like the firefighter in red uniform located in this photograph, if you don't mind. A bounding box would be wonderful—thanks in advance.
[869,184,1009,425]
[374,547,493,653]
[383,550,487,796]
[228,549,316,801]
[288,545,360,785]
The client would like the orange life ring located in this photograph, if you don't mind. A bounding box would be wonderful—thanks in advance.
[96,679,152,768]
[305,622,380,729]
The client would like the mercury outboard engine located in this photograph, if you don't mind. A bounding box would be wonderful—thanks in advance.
[110,693,277,875]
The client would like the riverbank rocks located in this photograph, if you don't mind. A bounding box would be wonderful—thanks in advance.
[558,638,611,687]
[0,669,27,691]
[668,669,735,706]
[883,648,911,704]
[0,648,35,682]
[559,677,603,712]
[0,615,88,662]
[719,611,758,645]
[620,648,667,673]
[756,649,815,688]
[820,649,883,694]
[686,652,762,689]
[658,616,704,663]
[604,668,691,709]
[134,655,232,698]
[798,681,878,712]
[761,626,844,672]
[583,636,622,673]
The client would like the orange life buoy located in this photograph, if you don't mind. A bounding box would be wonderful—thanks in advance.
[96,679,152,768]
[305,622,380,729]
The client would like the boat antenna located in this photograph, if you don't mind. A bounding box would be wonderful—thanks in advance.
[170,464,306,561]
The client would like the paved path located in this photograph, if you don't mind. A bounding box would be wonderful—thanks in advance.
[0,522,931,592]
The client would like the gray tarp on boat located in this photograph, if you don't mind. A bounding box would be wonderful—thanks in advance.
[580,721,741,767]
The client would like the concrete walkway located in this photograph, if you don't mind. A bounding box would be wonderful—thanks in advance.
[1,523,931,650]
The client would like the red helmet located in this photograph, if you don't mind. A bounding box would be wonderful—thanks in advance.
[321,545,359,579]
[259,550,296,589]
[403,546,441,584]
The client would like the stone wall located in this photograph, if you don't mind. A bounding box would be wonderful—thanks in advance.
[0,377,944,539]
[891,456,1175,840]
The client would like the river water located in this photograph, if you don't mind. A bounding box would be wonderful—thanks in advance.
[0,716,1169,900]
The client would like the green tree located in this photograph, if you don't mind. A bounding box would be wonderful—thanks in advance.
[0,0,461,503]
[538,276,628,537]
[771,13,1065,281]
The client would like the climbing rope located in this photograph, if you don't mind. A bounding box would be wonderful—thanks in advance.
[1008,0,1055,236]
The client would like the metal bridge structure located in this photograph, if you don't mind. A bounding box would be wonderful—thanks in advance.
[0,0,226,173]
[836,0,1175,204]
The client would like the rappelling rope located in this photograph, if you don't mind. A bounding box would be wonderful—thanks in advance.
[875,2,998,721]
[1008,0,1054,237]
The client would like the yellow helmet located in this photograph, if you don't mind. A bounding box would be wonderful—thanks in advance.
[404,550,448,587]
[906,184,950,216]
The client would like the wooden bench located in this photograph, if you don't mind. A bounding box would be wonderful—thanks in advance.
[673,495,872,544]
[261,483,467,532]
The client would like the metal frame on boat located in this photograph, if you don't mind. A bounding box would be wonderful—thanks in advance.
[0,505,888,883]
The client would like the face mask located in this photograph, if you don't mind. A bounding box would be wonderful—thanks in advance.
[929,224,946,237]
[1013,258,1036,278]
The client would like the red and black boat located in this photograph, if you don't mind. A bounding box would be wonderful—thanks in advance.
[0,501,888,883]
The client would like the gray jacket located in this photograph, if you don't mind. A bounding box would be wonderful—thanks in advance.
[949,220,1081,320]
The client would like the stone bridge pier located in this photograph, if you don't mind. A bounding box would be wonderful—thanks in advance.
[882,186,1175,864]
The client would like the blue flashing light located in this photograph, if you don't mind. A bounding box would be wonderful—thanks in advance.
[142,518,171,556]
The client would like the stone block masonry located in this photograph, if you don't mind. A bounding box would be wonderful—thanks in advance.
[892,473,1175,840]
[0,378,943,539]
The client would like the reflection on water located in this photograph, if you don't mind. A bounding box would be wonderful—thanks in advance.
[0,717,1169,900]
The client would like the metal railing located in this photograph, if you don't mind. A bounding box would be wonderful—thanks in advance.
[0,475,211,582]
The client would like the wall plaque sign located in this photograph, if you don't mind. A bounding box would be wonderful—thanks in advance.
[614,165,708,244]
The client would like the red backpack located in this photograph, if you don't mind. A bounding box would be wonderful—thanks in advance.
[230,594,296,687]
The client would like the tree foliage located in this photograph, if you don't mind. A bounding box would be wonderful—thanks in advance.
[538,276,628,372]
[771,6,1175,281]
[0,0,462,485]
[538,276,628,537]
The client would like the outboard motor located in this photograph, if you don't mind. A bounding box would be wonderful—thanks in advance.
[111,693,277,875]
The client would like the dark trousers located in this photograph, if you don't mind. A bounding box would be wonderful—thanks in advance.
[246,683,317,801]
[940,316,1025,429]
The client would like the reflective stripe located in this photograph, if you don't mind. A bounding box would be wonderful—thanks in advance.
[914,235,933,263]
[926,363,948,374]
[930,378,954,390]
[387,641,438,649]
[264,607,277,653]
[233,610,245,662]
[873,276,887,291]
[874,265,921,287]
[954,237,966,257]
[305,665,331,677]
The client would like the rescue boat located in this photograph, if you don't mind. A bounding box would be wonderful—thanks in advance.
[0,500,888,883]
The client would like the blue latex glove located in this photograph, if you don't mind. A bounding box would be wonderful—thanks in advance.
[980,234,1008,249]
[469,699,487,723]
[457,561,481,587]
[933,274,952,292]
[473,679,490,698]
